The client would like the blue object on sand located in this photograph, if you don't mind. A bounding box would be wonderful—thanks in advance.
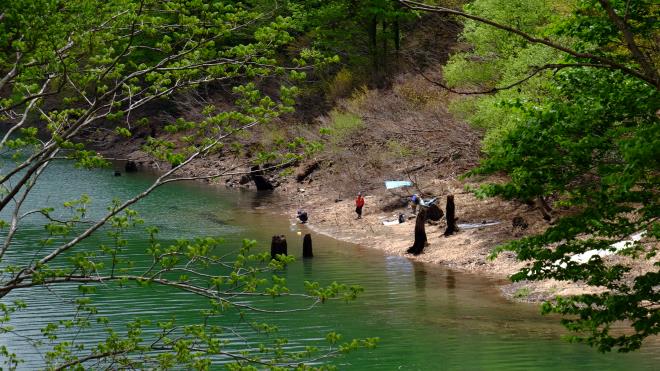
[385,180,413,189]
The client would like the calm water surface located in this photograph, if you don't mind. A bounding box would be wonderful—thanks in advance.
[1,163,659,370]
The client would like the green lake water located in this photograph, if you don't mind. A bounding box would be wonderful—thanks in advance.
[1,163,659,370]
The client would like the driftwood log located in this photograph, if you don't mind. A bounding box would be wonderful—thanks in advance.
[443,195,458,236]
[407,207,428,255]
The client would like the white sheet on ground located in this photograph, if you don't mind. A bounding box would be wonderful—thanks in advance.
[555,231,646,269]
[385,180,412,189]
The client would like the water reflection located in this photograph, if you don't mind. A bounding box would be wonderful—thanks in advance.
[413,262,427,290]
[446,270,456,290]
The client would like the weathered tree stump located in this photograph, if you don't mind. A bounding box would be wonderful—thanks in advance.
[444,195,458,237]
[251,165,274,191]
[270,235,288,259]
[407,207,427,255]
[303,234,313,258]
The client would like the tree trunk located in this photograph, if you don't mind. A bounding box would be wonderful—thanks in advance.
[394,17,400,54]
[444,195,458,236]
[382,20,388,74]
[369,16,378,72]
[407,207,427,255]
[303,233,313,258]
[270,235,288,259]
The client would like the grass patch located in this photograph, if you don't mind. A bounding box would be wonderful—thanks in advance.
[322,110,364,145]
[386,139,413,158]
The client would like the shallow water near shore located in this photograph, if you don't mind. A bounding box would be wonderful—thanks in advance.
[1,163,659,369]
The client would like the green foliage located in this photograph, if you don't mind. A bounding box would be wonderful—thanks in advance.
[326,68,356,101]
[385,139,413,158]
[286,0,413,84]
[449,0,659,353]
[444,0,564,154]
[0,0,370,368]
[321,110,364,144]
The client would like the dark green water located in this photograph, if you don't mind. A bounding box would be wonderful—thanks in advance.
[2,163,659,370]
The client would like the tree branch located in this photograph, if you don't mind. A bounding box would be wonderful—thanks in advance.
[54,350,129,371]
[416,63,617,95]
[596,0,659,85]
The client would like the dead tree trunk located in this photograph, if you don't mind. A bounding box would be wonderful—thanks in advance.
[444,195,458,237]
[303,233,313,258]
[407,207,427,255]
[270,235,288,259]
[250,165,275,191]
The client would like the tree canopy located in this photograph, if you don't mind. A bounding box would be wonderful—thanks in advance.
[408,0,659,352]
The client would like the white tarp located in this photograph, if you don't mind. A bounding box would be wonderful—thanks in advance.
[385,180,412,189]
[555,231,646,269]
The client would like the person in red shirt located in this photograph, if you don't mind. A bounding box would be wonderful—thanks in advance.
[355,192,365,219]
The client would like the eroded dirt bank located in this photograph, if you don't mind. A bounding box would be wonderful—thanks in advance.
[93,75,654,303]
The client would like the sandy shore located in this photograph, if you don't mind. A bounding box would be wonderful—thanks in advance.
[103,149,642,303]
[270,176,610,302]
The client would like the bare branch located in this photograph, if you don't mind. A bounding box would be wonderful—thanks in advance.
[54,350,129,371]
[596,0,659,84]
[1,77,52,147]
[0,150,57,260]
[416,63,615,95]
[0,51,21,92]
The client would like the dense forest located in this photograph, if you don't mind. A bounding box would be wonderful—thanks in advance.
[0,0,657,369]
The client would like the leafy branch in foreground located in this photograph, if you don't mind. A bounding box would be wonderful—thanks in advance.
[0,0,365,368]
[3,231,374,370]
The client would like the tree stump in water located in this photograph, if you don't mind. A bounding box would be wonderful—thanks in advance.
[444,195,458,237]
[270,235,288,259]
[407,207,427,255]
[303,234,313,258]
